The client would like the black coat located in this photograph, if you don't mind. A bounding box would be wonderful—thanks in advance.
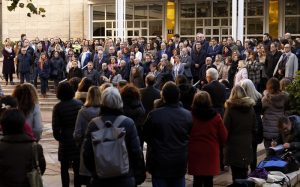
[223,97,256,168]
[50,57,65,80]
[202,80,226,116]
[52,99,83,161]
[140,86,161,115]
[265,50,282,79]
[2,48,15,74]
[83,109,145,186]
[178,84,197,110]
[0,134,46,187]
[68,67,83,80]
[191,48,206,77]
[143,103,192,177]
[17,54,32,74]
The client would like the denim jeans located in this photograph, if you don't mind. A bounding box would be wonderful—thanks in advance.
[152,176,185,187]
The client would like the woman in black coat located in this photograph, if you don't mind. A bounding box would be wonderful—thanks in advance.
[223,85,256,181]
[50,51,65,92]
[2,42,15,85]
[52,82,83,187]
[0,109,46,187]
[121,84,145,147]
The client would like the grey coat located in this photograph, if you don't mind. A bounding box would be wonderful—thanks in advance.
[273,52,298,78]
[180,55,193,78]
[262,90,289,139]
[74,106,100,176]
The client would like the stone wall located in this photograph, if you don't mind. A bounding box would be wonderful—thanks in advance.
[2,0,88,41]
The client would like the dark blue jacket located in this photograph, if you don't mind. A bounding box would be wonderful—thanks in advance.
[83,109,145,186]
[37,60,50,79]
[143,104,192,178]
[17,54,32,73]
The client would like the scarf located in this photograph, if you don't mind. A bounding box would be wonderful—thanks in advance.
[5,47,12,53]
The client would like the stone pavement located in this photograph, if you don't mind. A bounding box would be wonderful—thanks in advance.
[40,110,266,187]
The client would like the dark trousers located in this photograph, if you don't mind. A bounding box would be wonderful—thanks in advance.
[40,77,48,95]
[4,73,13,82]
[60,159,80,187]
[152,176,185,187]
[193,176,213,187]
[20,72,30,84]
[251,143,258,172]
[230,166,248,181]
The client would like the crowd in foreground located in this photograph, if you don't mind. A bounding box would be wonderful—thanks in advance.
[0,32,299,187]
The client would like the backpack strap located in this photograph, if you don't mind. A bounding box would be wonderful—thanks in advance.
[112,115,127,128]
[93,115,127,129]
[93,117,105,130]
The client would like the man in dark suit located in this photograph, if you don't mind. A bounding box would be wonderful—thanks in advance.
[202,67,226,116]
[140,74,161,117]
[199,57,217,88]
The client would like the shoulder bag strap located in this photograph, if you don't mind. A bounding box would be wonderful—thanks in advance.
[32,142,41,174]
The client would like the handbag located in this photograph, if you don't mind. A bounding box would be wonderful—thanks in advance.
[27,142,43,187]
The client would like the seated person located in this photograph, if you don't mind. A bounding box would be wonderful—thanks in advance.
[273,115,300,162]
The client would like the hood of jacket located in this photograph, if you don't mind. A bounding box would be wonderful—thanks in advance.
[263,90,288,109]
[225,97,255,112]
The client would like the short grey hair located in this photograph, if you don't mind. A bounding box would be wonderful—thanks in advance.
[206,68,218,81]
[101,87,123,110]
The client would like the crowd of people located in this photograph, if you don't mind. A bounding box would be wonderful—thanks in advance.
[0,31,300,187]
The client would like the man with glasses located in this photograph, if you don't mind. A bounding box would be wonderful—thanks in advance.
[16,47,32,84]
[273,44,298,79]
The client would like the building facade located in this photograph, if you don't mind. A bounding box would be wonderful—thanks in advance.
[2,0,300,42]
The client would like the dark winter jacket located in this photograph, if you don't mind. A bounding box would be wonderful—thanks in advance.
[68,67,83,80]
[223,97,256,168]
[2,48,15,74]
[37,60,50,79]
[83,108,146,186]
[191,47,206,77]
[0,134,46,187]
[84,69,99,85]
[143,103,192,178]
[202,80,226,116]
[52,99,83,161]
[178,84,197,110]
[50,56,65,80]
[262,91,289,139]
[17,54,32,73]
[140,86,161,116]
[265,50,282,78]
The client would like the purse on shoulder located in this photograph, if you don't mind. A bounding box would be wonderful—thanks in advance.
[27,142,44,187]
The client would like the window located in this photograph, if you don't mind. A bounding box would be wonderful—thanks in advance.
[93,6,105,20]
[181,4,195,18]
[135,5,147,19]
[285,0,300,15]
[149,4,163,19]
[149,21,162,36]
[106,5,115,20]
[196,2,211,17]
[213,0,229,17]
[93,22,105,36]
[93,3,164,40]
[247,18,263,35]
[180,20,195,35]
[285,17,300,34]
[247,0,264,16]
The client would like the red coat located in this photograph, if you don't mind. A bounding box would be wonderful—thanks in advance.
[188,114,227,176]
